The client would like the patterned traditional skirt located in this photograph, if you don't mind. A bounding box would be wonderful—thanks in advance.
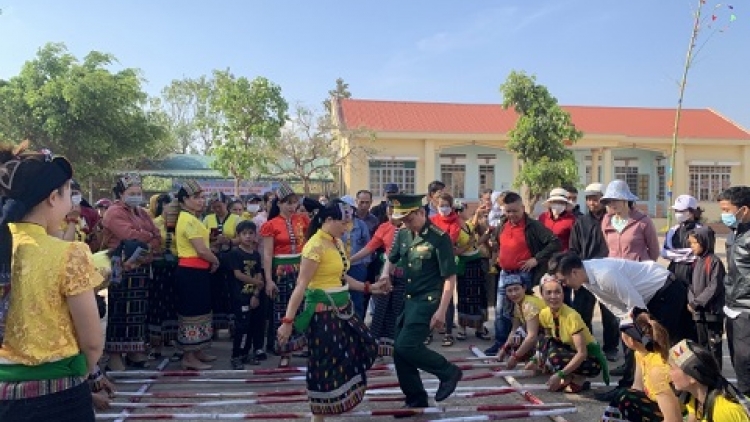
[148,260,178,344]
[602,389,664,422]
[175,266,213,352]
[534,336,601,378]
[272,257,306,354]
[369,271,406,357]
[106,266,150,353]
[306,303,378,415]
[457,258,487,330]
[0,380,94,422]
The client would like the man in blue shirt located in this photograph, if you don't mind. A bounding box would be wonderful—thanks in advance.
[341,195,372,319]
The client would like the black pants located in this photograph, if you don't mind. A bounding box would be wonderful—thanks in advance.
[618,276,692,388]
[232,299,265,358]
[571,287,620,354]
[727,316,750,394]
[695,315,724,369]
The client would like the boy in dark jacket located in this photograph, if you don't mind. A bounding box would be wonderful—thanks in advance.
[687,226,725,368]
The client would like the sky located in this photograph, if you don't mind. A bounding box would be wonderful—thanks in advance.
[1,1,748,129]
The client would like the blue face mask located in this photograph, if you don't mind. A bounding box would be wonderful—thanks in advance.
[722,208,745,228]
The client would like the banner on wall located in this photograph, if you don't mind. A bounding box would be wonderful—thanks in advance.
[172,179,281,197]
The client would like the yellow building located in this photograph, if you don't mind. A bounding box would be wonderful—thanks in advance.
[333,98,750,220]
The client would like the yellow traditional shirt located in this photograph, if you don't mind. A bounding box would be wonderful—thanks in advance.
[59,219,86,243]
[539,304,595,349]
[0,223,103,366]
[636,351,672,401]
[456,222,479,255]
[514,294,546,326]
[153,215,176,255]
[686,395,750,422]
[203,213,241,239]
[176,211,210,258]
[301,230,350,291]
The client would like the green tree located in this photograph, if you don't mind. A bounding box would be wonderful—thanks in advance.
[265,104,376,195]
[209,70,288,196]
[500,70,582,211]
[0,43,169,179]
[322,77,351,114]
[160,76,218,154]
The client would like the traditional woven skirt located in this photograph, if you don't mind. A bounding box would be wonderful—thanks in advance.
[175,266,213,352]
[148,260,178,344]
[272,257,306,354]
[306,303,378,415]
[0,380,94,422]
[369,271,406,357]
[602,389,664,422]
[106,266,150,353]
[457,258,487,330]
[534,336,601,378]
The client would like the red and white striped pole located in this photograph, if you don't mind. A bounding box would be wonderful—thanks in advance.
[427,408,578,422]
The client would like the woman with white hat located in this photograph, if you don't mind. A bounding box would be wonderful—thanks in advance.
[661,194,704,288]
[539,187,576,252]
[600,180,660,263]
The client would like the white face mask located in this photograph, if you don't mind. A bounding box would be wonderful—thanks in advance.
[71,194,82,205]
[674,211,689,223]
[247,204,260,213]
[550,204,566,214]
[439,206,452,216]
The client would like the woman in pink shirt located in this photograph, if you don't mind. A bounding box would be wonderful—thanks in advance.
[600,180,660,262]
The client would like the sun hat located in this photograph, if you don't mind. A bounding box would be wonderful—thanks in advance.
[544,187,573,205]
[583,183,604,197]
[600,180,638,204]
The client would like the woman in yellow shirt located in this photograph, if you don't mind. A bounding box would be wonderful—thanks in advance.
[603,310,682,422]
[277,199,388,421]
[533,276,606,393]
[669,339,750,422]
[498,275,545,368]
[174,180,221,370]
[0,143,104,421]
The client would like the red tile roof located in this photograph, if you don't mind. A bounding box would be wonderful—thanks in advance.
[338,98,750,140]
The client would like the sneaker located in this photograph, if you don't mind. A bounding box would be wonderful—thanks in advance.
[230,357,244,370]
[484,343,500,356]
[255,349,268,361]
[604,350,618,362]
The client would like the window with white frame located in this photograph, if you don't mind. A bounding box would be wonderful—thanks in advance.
[478,154,497,194]
[369,160,416,194]
[614,165,639,194]
[689,165,732,201]
[440,154,466,198]
[657,165,666,201]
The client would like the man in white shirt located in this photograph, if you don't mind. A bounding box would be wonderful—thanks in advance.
[551,252,693,401]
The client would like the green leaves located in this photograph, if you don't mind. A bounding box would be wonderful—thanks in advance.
[0,43,170,179]
[500,70,582,209]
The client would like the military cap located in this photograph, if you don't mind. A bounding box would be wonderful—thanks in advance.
[390,194,426,220]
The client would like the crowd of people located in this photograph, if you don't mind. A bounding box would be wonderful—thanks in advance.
[2,141,750,421]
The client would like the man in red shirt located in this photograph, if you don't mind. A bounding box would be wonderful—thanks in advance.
[482,192,561,355]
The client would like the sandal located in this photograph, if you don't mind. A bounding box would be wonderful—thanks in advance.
[565,381,591,394]
[278,356,291,368]
[442,336,455,347]
[475,327,492,341]
[424,334,433,346]
[455,331,467,341]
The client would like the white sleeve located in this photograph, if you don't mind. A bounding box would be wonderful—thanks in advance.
[598,268,648,320]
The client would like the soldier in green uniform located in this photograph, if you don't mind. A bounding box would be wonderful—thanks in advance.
[379,194,463,412]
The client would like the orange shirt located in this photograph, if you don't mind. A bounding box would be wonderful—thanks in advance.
[498,219,532,271]
[366,222,399,254]
[259,214,310,255]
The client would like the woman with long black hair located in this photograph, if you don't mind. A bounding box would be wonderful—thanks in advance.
[277,199,386,420]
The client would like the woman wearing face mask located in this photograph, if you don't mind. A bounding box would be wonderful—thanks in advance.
[59,181,88,242]
[538,188,576,252]
[662,195,704,290]
[101,173,162,370]
[428,192,461,346]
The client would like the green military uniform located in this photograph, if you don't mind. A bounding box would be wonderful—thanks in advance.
[387,194,461,406]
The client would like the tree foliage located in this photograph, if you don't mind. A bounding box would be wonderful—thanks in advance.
[209,70,288,196]
[160,76,217,154]
[265,104,376,195]
[322,77,351,114]
[0,43,170,179]
[500,71,582,211]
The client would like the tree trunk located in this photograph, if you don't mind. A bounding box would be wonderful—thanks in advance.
[234,177,240,197]
[302,178,310,196]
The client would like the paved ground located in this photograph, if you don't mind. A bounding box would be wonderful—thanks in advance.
[99,235,737,421]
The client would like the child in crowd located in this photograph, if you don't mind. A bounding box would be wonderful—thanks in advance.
[687,226,726,368]
[228,220,266,369]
